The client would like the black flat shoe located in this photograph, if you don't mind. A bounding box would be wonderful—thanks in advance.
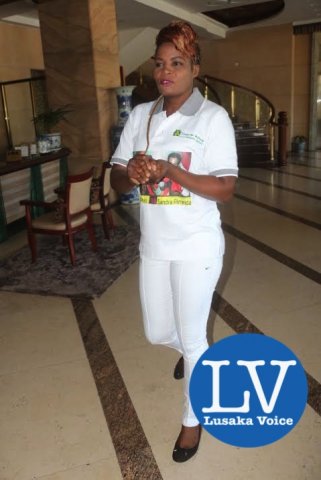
[172,426,201,463]
[173,356,184,380]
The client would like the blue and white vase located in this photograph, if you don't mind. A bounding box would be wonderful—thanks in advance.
[115,85,136,126]
[111,85,140,205]
[37,132,61,153]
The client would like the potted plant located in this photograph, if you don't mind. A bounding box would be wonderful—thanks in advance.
[33,105,72,153]
[292,135,307,154]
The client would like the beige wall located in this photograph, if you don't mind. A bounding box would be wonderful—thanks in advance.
[292,33,311,140]
[140,24,311,148]
[0,21,44,81]
[200,24,310,146]
[0,22,44,154]
[0,21,311,154]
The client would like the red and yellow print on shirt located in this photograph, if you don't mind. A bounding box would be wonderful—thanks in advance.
[140,151,192,205]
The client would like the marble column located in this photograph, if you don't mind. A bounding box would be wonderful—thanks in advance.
[38,0,120,173]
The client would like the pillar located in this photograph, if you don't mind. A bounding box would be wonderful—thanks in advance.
[38,0,120,173]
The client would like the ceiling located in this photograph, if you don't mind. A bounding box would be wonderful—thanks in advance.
[0,0,320,39]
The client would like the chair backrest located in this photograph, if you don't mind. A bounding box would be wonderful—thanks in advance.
[66,169,93,215]
[101,161,112,196]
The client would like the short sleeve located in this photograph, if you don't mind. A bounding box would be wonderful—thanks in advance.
[204,108,238,177]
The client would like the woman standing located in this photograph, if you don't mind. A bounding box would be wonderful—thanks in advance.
[111,21,238,462]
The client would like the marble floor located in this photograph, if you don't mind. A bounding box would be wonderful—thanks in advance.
[0,152,320,480]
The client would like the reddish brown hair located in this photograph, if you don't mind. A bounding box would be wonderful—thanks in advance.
[155,21,201,65]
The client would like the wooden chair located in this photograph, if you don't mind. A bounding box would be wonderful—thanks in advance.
[20,169,97,265]
[90,161,114,239]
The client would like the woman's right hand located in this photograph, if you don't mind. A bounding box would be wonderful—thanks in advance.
[127,154,155,185]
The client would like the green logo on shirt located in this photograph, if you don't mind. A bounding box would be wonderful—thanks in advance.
[172,129,204,145]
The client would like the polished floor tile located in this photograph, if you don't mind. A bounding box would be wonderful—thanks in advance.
[0,153,320,479]
[220,198,321,271]
[240,167,321,196]
[235,178,321,224]
[33,458,122,480]
[0,292,85,376]
[0,359,118,480]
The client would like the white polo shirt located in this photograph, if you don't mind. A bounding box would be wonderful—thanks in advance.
[111,88,238,261]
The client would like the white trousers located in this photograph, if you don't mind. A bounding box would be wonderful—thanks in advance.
[139,255,223,427]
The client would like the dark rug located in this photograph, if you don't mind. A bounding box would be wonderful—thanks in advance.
[0,224,140,298]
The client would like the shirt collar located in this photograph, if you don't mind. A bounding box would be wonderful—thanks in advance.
[150,87,204,116]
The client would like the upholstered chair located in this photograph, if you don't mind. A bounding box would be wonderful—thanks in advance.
[90,161,114,238]
[20,169,97,265]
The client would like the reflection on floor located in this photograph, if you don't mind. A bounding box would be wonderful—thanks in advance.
[1,152,321,480]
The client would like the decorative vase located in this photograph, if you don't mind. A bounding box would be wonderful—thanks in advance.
[111,85,140,205]
[37,132,61,154]
[115,85,136,126]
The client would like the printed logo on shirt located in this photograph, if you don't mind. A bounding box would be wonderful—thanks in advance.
[172,130,204,145]
[140,151,192,205]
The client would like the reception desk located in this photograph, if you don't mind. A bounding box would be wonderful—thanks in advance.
[0,148,70,242]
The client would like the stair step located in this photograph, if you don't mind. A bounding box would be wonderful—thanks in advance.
[234,125,272,166]
[238,151,271,167]
[237,138,269,146]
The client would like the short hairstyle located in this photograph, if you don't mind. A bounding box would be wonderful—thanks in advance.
[167,152,182,166]
[155,21,201,65]
[168,152,182,161]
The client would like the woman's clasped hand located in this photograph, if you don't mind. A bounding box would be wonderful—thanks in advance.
[127,154,169,185]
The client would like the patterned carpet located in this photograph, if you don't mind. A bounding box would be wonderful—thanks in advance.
[0,224,140,298]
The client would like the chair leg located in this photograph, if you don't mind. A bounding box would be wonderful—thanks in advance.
[87,219,97,252]
[66,233,76,265]
[102,208,114,239]
[101,212,110,239]
[106,209,114,229]
[27,231,37,263]
[24,205,37,262]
